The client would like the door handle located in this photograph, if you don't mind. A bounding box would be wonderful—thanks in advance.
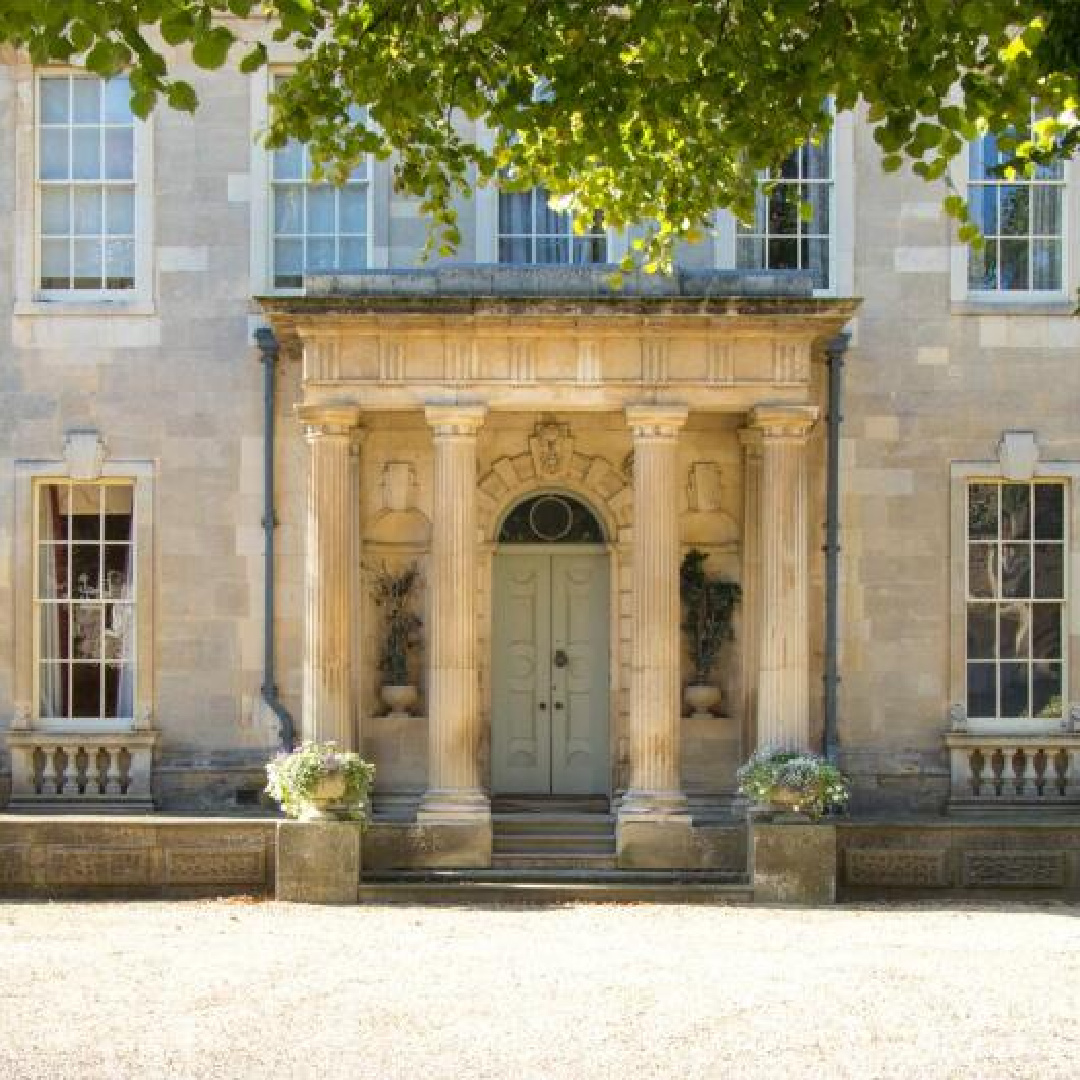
[553,648,569,668]
[538,702,547,711]
[554,702,564,710]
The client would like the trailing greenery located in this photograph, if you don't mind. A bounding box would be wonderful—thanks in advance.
[680,550,741,685]
[3,3,1079,270]
[371,563,422,687]
[265,741,375,820]
[736,747,850,820]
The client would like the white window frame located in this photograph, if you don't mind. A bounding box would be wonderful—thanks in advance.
[950,138,1079,309]
[12,63,155,314]
[12,448,155,734]
[713,110,854,298]
[250,67,383,295]
[950,450,1079,737]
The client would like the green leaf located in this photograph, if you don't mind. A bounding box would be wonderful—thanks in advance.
[166,81,199,113]
[191,26,234,70]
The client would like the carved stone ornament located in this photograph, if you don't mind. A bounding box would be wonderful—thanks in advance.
[997,430,1039,482]
[381,462,419,512]
[687,462,723,513]
[529,418,573,478]
[1070,703,1080,733]
[63,429,106,481]
[948,702,967,732]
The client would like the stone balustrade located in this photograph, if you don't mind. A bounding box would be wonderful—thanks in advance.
[946,733,1080,810]
[6,732,157,810]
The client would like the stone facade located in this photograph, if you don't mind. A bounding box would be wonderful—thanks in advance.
[2,38,1080,864]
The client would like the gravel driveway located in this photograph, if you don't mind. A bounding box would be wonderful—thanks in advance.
[1,899,1078,1080]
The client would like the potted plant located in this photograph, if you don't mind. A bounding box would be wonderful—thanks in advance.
[680,549,741,716]
[736,747,850,819]
[372,562,423,716]
[265,741,376,821]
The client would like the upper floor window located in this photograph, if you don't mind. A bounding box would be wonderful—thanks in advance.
[37,75,137,294]
[966,480,1066,723]
[967,132,1065,293]
[270,77,370,290]
[35,480,136,724]
[497,186,607,265]
[736,135,833,290]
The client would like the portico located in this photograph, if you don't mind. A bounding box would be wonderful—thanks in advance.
[263,268,855,869]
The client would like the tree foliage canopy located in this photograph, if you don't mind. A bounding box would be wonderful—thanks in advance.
[3,1,1079,267]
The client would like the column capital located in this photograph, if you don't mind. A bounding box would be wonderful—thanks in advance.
[425,403,487,439]
[626,404,689,441]
[738,426,764,455]
[749,404,818,442]
[296,402,362,439]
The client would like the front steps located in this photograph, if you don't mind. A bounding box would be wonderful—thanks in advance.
[361,796,752,902]
[492,809,617,870]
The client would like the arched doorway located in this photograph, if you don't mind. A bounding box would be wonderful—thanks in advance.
[491,493,610,795]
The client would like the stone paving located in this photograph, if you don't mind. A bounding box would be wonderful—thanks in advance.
[1,899,1078,1079]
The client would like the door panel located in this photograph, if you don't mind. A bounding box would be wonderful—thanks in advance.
[492,551,609,795]
[491,556,551,794]
[550,554,609,794]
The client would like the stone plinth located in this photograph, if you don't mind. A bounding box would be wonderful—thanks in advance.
[276,820,362,903]
[616,816,696,870]
[752,818,837,905]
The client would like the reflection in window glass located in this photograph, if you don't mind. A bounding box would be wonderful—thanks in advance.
[967,127,1065,293]
[270,77,369,289]
[37,75,135,292]
[36,481,135,722]
[965,480,1066,721]
[497,186,607,265]
[736,135,833,290]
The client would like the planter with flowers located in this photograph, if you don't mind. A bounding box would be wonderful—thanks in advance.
[736,747,850,820]
[265,741,376,822]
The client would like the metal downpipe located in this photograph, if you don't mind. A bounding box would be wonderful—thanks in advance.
[254,326,295,750]
[823,333,850,762]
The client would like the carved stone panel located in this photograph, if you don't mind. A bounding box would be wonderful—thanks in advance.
[962,850,1066,888]
[0,846,31,886]
[164,848,267,885]
[44,848,152,886]
[844,848,949,888]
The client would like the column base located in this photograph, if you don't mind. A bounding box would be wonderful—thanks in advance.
[618,788,690,818]
[416,787,491,819]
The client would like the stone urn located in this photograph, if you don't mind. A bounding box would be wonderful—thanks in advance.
[760,786,814,820]
[684,683,721,718]
[381,684,419,717]
[298,771,350,821]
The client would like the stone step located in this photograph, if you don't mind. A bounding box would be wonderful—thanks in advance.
[358,871,752,905]
[492,814,615,836]
[493,833,616,854]
[491,795,610,815]
[492,852,618,870]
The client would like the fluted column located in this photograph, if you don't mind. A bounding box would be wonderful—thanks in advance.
[621,404,689,818]
[418,404,489,819]
[738,428,763,757]
[750,404,818,751]
[297,402,362,749]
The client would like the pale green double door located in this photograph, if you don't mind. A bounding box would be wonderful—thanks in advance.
[491,551,610,795]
